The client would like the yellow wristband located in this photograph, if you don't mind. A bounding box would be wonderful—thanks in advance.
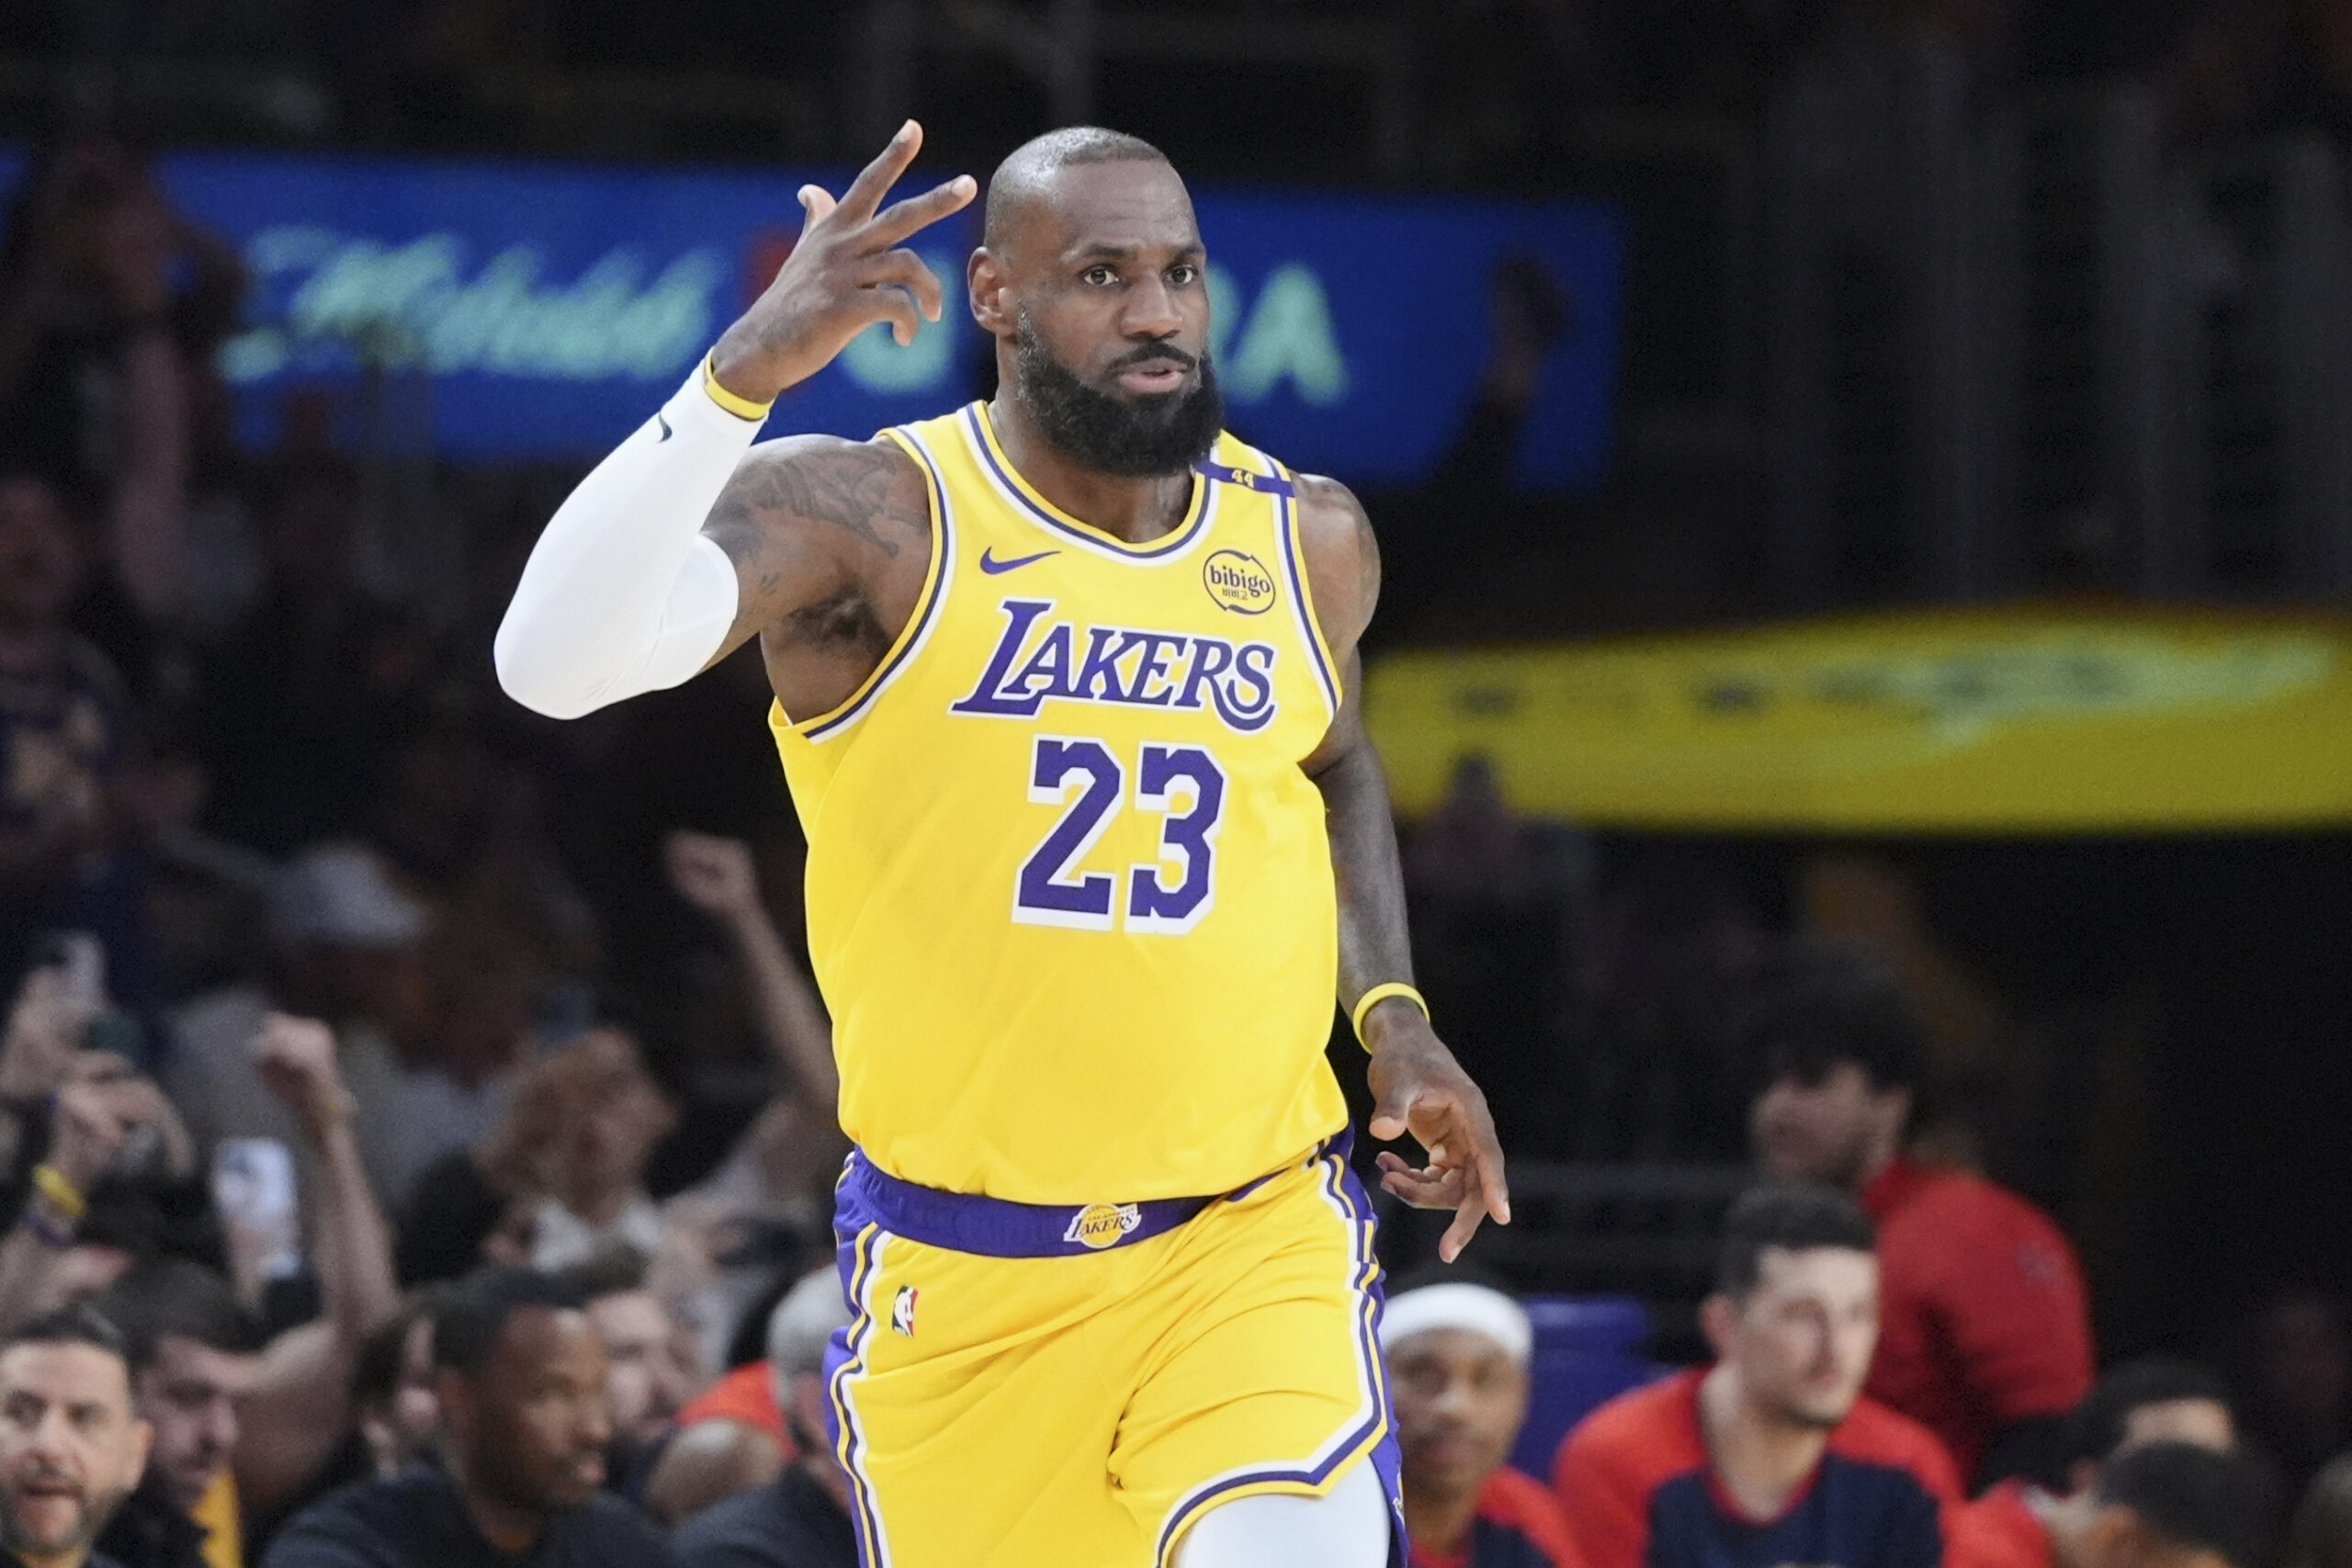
[30,1163,85,1222]
[1351,983,1430,1047]
[701,354,776,422]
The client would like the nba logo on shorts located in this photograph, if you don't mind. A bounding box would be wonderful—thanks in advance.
[891,1285,918,1337]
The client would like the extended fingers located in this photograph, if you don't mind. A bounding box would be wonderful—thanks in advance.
[873,175,978,249]
[838,120,926,222]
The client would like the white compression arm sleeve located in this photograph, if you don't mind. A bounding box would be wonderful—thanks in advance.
[493,363,760,720]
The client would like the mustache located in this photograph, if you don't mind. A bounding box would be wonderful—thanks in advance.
[1108,343,1197,374]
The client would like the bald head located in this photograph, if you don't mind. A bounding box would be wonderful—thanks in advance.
[983,127,1173,249]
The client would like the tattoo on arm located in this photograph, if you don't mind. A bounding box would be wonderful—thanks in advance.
[698,440,929,654]
[709,441,927,562]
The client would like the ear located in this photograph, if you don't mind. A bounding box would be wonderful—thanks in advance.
[968,249,1012,336]
[1700,1294,1737,1360]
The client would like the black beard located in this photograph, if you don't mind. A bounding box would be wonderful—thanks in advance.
[1013,318,1224,479]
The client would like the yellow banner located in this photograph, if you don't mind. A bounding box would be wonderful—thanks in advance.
[1364,608,2352,831]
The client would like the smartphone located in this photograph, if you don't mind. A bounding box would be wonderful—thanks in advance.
[211,1138,302,1280]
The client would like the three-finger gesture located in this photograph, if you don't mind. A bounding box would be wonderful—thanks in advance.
[1364,1009,1511,1263]
[710,120,977,404]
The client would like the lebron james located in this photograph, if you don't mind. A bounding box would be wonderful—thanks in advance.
[497,121,1509,1568]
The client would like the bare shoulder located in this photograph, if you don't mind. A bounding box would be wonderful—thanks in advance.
[707,433,929,562]
[1290,471,1378,653]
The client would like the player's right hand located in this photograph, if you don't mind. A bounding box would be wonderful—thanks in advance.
[709,120,977,406]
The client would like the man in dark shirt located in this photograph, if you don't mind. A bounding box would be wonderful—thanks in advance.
[0,1305,153,1568]
[1554,1185,1959,1568]
[671,1270,851,1568]
[259,1267,672,1568]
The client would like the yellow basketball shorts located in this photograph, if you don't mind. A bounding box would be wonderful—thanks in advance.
[820,1130,1405,1568]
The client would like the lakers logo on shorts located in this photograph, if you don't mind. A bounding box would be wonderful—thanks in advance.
[1203,550,1277,615]
[1064,1202,1143,1250]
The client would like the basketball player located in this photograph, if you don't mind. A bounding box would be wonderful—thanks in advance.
[495,121,1510,1568]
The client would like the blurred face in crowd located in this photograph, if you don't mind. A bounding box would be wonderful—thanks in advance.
[362,1315,440,1479]
[440,1306,611,1516]
[0,479,83,637]
[0,1340,150,1568]
[585,1291,694,1454]
[1750,1062,1909,1192]
[136,1337,259,1513]
[1389,1328,1529,1507]
[561,1033,678,1203]
[1705,1246,1881,1430]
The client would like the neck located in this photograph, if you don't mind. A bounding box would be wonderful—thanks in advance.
[1401,1481,1480,1561]
[452,1463,546,1556]
[986,390,1194,545]
[1698,1364,1833,1521]
[1851,1140,1900,1196]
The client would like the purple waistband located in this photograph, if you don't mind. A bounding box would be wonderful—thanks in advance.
[838,1129,1353,1259]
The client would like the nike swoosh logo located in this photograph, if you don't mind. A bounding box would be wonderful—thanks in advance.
[654,412,673,442]
[979,547,1058,575]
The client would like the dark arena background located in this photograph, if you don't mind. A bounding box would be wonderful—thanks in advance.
[1,4,2350,1566]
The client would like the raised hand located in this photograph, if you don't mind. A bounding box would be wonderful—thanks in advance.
[1364,1010,1510,1264]
[254,1013,353,1141]
[709,119,978,405]
[664,830,763,925]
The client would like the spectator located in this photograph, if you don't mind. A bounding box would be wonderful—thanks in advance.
[0,1054,196,1332]
[164,842,435,1198]
[393,1028,673,1287]
[0,1304,155,1568]
[2234,1290,2350,1510]
[259,1267,672,1568]
[1380,1279,1582,1568]
[2059,1361,2235,1495]
[1553,1184,1959,1568]
[647,1365,790,1529]
[669,1269,850,1566]
[1955,1442,2273,1568]
[193,453,418,859]
[0,471,153,1008]
[1746,942,2095,1485]
[94,1014,400,1563]
[1954,1360,2239,1568]
[93,1260,263,1568]
[348,1296,437,1483]
[551,1249,698,1497]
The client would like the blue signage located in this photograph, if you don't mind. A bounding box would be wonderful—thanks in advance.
[105,151,1624,490]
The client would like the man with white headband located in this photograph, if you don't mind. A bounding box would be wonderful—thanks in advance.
[1382,1280,1580,1568]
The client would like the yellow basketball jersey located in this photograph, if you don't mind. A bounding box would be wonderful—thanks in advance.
[772,402,1351,1204]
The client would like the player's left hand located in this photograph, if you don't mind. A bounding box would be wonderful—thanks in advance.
[1364,1009,1510,1264]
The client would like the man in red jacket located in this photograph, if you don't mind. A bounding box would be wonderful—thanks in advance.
[1745,944,2094,1487]
[1552,1184,1960,1568]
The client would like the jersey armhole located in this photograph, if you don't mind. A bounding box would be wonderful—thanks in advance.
[782,427,956,742]
[1269,458,1345,722]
